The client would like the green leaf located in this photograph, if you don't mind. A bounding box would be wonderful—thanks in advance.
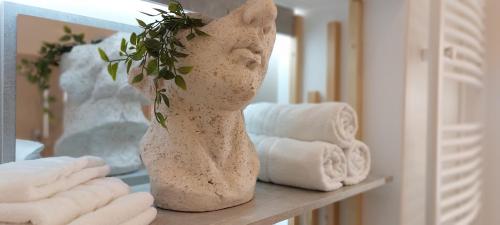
[136,19,147,28]
[175,76,187,90]
[194,28,209,36]
[146,60,158,75]
[132,73,144,83]
[177,66,193,74]
[108,63,118,80]
[98,48,110,62]
[173,51,188,58]
[63,26,72,34]
[126,60,133,74]
[132,47,147,60]
[140,11,156,16]
[160,93,170,107]
[144,39,162,50]
[167,3,180,13]
[120,38,127,52]
[186,33,196,41]
[130,32,137,45]
[59,35,71,42]
[73,34,85,43]
[155,112,167,128]
[159,67,175,80]
[154,8,169,14]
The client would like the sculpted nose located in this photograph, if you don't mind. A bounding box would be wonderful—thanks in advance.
[242,0,277,31]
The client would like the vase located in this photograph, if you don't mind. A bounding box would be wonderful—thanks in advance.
[130,0,277,212]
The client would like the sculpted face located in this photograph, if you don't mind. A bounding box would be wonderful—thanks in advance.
[173,0,277,111]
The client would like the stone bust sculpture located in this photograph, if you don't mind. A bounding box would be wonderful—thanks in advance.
[55,33,149,175]
[130,0,277,211]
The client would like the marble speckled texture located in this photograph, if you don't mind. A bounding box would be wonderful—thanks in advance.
[130,0,277,212]
[55,33,150,175]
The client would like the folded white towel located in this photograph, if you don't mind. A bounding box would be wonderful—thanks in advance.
[120,207,157,225]
[68,192,155,225]
[343,140,371,185]
[0,156,110,203]
[0,177,129,225]
[250,134,347,191]
[244,102,358,148]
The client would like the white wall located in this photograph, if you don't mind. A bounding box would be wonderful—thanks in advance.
[301,2,349,100]
[253,34,294,104]
[362,0,409,225]
[5,0,167,26]
[480,0,500,224]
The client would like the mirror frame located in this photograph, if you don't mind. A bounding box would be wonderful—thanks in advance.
[0,1,141,163]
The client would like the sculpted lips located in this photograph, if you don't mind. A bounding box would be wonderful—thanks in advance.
[231,42,263,70]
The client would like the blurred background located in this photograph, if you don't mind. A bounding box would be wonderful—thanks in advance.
[2,0,500,224]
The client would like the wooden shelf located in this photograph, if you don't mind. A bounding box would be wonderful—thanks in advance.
[135,176,392,225]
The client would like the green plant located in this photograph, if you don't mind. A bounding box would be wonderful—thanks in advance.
[98,0,208,128]
[18,26,86,118]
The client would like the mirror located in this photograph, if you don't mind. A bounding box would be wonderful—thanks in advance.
[4,0,358,190]
[16,15,151,176]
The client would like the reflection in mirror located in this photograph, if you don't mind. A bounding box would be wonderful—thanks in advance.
[16,15,149,175]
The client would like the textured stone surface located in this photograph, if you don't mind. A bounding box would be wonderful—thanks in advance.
[55,33,150,175]
[131,0,277,212]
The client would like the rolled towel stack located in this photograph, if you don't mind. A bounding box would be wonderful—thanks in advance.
[245,102,358,148]
[0,156,156,225]
[250,134,347,191]
[343,141,371,185]
[244,102,371,190]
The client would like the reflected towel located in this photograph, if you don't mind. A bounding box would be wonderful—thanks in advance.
[0,156,110,203]
[68,192,155,225]
[343,140,371,185]
[250,134,347,191]
[0,178,129,225]
[244,102,358,148]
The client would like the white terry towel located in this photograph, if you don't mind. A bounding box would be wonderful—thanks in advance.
[250,134,347,191]
[343,140,371,185]
[68,192,155,225]
[0,156,110,203]
[0,177,130,225]
[244,102,358,148]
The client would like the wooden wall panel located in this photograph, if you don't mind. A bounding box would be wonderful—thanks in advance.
[339,1,364,225]
[326,22,342,102]
[290,16,304,104]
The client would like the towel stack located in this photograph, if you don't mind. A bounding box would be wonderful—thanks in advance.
[0,156,157,225]
[244,102,371,191]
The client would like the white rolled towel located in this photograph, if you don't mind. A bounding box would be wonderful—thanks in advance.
[68,192,155,225]
[244,102,358,148]
[250,134,347,191]
[343,140,371,185]
[0,177,130,225]
[0,156,110,203]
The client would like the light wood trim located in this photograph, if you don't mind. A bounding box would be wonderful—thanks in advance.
[312,204,339,225]
[345,0,364,122]
[306,90,321,224]
[339,1,364,225]
[290,16,305,104]
[326,21,342,102]
[307,91,322,103]
[290,15,306,225]
[324,21,342,225]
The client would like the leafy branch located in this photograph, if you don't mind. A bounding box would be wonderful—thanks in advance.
[98,0,208,128]
[18,26,86,118]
